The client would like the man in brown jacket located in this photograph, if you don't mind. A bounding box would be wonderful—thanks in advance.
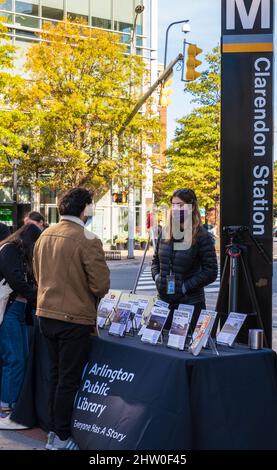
[33,188,110,450]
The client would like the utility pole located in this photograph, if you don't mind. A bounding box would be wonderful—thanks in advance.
[126,5,145,259]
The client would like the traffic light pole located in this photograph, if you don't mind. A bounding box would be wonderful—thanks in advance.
[118,53,183,138]
[120,53,183,258]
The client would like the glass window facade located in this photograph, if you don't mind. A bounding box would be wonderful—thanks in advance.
[15,1,39,15]
[15,1,40,28]
[42,0,64,21]
[0,0,13,22]
[0,0,12,11]
[91,0,111,29]
[2,1,144,49]
[67,0,88,22]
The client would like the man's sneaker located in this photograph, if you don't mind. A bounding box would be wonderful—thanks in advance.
[0,407,12,419]
[0,415,29,430]
[51,434,79,450]
[45,431,56,450]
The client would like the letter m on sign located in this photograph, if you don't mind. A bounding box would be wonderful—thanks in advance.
[226,0,270,29]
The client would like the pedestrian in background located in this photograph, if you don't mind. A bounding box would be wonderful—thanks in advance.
[24,211,48,230]
[0,223,41,430]
[33,187,110,450]
[151,188,218,330]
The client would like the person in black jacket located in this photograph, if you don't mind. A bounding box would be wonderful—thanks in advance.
[151,188,218,330]
[0,223,41,430]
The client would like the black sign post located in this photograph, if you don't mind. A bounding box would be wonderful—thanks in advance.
[220,0,274,345]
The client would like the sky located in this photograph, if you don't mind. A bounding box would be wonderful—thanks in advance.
[157,0,276,160]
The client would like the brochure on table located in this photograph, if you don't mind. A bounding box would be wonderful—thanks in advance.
[167,306,194,350]
[192,310,217,347]
[108,301,132,337]
[138,299,169,336]
[189,310,217,356]
[120,293,155,332]
[97,290,121,328]
[216,312,247,346]
[141,306,169,345]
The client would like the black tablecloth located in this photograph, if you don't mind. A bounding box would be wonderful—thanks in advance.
[12,324,277,450]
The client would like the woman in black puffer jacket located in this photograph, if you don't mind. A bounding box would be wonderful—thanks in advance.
[151,188,218,330]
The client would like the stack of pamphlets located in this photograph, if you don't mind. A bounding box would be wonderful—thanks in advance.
[141,306,169,345]
[216,312,247,346]
[97,290,121,328]
[108,302,132,337]
[119,293,155,333]
[167,309,191,350]
[97,298,116,328]
[138,299,169,336]
[192,310,217,347]
[178,304,195,321]
[189,310,217,356]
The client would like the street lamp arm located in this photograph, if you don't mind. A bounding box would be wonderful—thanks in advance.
[164,19,189,69]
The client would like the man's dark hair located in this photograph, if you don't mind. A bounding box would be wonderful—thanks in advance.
[58,188,93,217]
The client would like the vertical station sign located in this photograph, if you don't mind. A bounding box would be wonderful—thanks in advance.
[221,0,274,344]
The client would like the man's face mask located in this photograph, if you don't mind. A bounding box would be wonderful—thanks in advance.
[84,215,93,226]
[84,203,94,224]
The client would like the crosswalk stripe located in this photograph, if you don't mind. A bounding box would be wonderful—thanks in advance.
[136,268,221,293]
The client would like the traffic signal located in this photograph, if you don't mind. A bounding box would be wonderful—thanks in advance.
[159,73,173,107]
[184,44,202,81]
[112,192,127,203]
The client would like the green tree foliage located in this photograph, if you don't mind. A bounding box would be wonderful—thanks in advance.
[0,15,28,179]
[161,47,220,210]
[8,20,159,196]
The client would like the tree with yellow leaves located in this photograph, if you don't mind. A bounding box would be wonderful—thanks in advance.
[9,19,159,199]
[0,14,29,181]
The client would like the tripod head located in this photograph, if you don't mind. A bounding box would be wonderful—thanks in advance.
[223,225,249,245]
[223,225,271,265]
[223,225,249,236]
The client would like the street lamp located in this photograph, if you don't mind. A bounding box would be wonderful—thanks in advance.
[127,4,144,259]
[7,157,20,232]
[164,19,191,69]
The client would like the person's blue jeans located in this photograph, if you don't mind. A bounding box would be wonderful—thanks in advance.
[0,301,28,406]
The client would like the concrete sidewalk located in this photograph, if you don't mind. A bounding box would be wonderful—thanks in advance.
[106,248,154,268]
[0,428,46,450]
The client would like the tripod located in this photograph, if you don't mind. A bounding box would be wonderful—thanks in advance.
[215,226,270,348]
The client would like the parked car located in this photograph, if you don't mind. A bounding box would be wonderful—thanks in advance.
[273,227,277,237]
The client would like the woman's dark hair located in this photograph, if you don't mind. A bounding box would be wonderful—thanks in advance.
[58,188,93,217]
[26,211,45,224]
[170,188,202,243]
[0,223,41,274]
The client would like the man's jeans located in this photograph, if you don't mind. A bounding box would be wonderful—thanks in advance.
[39,317,91,440]
[0,301,28,406]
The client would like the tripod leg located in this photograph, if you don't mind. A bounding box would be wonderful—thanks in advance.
[240,255,269,348]
[212,254,229,337]
[215,254,229,312]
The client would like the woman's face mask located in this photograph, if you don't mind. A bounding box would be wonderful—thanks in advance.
[172,209,189,223]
